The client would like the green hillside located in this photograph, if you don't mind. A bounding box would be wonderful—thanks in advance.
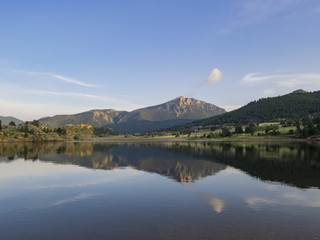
[171,90,320,130]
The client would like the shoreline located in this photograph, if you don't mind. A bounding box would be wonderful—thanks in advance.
[1,136,317,144]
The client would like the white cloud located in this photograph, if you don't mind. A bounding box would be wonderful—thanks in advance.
[220,0,306,33]
[183,67,223,97]
[315,8,320,14]
[242,72,320,90]
[206,68,223,84]
[32,90,115,102]
[10,68,97,88]
[242,72,275,83]
[0,94,144,120]
[52,74,96,88]
[242,0,303,13]
[30,90,144,110]
[221,105,242,112]
[263,89,275,95]
[0,98,90,120]
[0,71,144,120]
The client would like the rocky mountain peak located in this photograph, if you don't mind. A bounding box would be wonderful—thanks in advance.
[172,96,206,108]
[175,96,185,101]
[174,96,195,106]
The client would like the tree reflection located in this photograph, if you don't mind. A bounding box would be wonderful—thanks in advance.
[0,141,319,188]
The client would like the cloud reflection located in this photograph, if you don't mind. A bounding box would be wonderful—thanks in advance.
[0,159,143,200]
[209,198,225,213]
[53,193,94,206]
[246,185,320,209]
[197,192,226,213]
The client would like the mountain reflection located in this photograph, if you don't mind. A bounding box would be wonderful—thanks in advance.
[0,142,226,183]
[0,141,319,187]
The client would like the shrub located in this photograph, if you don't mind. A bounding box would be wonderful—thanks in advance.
[235,125,243,134]
[9,121,16,126]
[220,128,232,137]
[74,135,81,140]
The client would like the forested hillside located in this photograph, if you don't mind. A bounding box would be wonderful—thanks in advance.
[171,90,320,129]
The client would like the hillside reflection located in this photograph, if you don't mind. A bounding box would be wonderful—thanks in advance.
[0,141,319,187]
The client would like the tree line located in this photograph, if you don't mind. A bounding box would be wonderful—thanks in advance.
[200,90,320,126]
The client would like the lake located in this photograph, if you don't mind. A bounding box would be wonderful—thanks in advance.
[0,141,320,239]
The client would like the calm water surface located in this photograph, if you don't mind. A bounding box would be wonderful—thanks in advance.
[0,141,320,239]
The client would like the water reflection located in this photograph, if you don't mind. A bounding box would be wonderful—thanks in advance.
[0,142,320,239]
[209,197,225,213]
[246,186,320,209]
[0,141,320,188]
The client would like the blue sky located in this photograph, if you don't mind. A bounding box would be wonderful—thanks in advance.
[1,0,320,120]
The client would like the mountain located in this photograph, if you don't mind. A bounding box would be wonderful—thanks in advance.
[39,109,127,129]
[171,90,320,129]
[0,116,24,125]
[39,96,226,133]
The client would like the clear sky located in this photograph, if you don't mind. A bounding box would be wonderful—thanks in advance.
[1,0,320,120]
